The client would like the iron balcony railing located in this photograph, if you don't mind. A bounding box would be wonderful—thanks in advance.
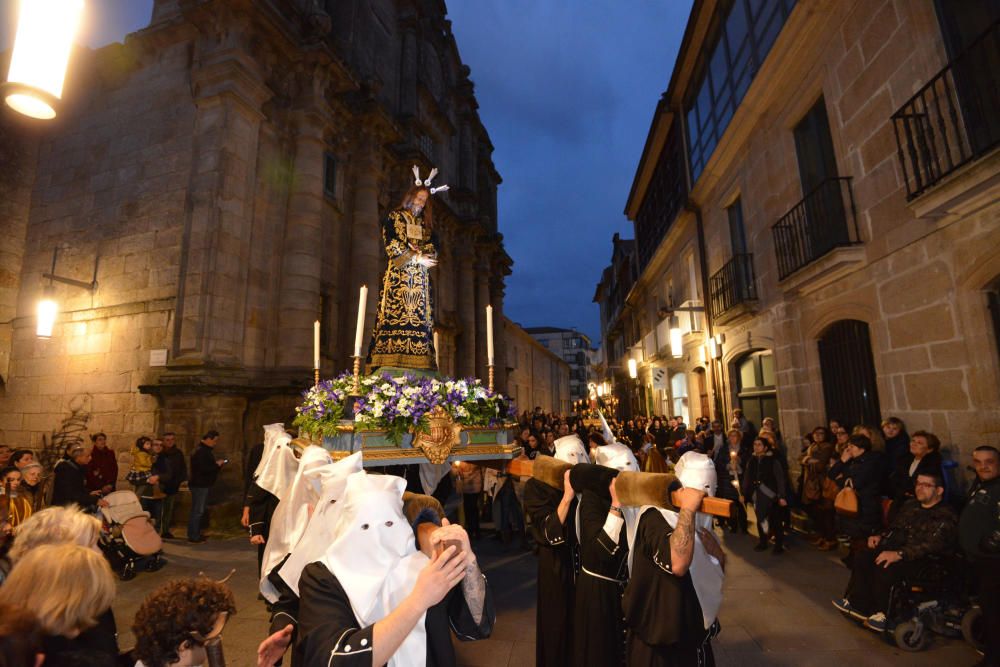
[891,19,1000,200]
[709,254,758,320]
[772,177,860,281]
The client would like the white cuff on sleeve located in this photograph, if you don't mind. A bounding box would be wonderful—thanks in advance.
[602,512,625,543]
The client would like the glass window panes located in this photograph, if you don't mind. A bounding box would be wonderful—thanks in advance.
[761,353,777,387]
[739,356,757,389]
[685,0,796,181]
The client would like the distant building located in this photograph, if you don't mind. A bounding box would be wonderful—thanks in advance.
[598,0,1000,460]
[504,318,571,415]
[523,327,593,403]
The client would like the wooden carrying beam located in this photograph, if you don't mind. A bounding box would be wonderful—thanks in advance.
[523,457,733,519]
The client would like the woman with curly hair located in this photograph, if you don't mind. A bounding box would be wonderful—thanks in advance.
[132,577,236,667]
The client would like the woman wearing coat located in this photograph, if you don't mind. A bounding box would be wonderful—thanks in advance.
[828,434,886,561]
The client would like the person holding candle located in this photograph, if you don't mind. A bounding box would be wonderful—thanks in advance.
[365,166,448,372]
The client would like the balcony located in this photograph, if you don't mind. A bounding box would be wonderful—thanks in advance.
[709,254,758,323]
[891,20,1000,201]
[772,177,861,282]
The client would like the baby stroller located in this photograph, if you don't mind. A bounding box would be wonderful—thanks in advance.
[99,490,166,580]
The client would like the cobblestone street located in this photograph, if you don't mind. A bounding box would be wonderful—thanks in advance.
[111,526,980,666]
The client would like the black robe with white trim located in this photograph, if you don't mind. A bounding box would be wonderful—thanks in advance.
[295,561,494,667]
[622,508,719,667]
[523,478,578,667]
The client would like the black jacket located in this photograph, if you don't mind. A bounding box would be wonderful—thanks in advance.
[189,444,220,489]
[829,450,886,537]
[960,476,1000,560]
[51,459,97,508]
[158,445,188,494]
[881,498,958,561]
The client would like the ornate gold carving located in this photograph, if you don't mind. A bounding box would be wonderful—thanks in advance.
[411,405,462,464]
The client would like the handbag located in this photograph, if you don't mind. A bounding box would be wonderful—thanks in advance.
[834,478,859,516]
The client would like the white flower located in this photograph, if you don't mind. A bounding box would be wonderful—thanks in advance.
[456,405,469,418]
[403,386,419,397]
[381,383,393,393]
[473,387,488,400]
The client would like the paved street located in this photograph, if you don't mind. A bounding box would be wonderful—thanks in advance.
[111,528,979,666]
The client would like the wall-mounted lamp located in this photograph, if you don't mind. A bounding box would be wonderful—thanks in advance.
[669,315,683,359]
[708,333,725,360]
[37,246,99,338]
[1,0,85,120]
[627,358,638,379]
[597,384,604,397]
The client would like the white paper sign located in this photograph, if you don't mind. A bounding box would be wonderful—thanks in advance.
[149,349,168,367]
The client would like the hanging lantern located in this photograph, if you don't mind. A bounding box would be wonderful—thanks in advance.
[627,358,638,379]
[2,0,86,120]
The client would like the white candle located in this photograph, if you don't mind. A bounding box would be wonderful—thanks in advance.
[313,319,320,370]
[486,304,494,365]
[353,285,368,357]
[433,330,440,368]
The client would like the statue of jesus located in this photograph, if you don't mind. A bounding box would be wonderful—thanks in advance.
[365,167,448,372]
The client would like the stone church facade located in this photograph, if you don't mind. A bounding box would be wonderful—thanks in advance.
[0,0,511,475]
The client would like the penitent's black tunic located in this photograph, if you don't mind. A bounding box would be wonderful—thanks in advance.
[523,478,578,667]
[295,561,494,667]
[622,509,719,667]
[574,491,629,667]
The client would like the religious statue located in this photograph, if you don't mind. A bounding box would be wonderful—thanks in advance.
[365,166,449,372]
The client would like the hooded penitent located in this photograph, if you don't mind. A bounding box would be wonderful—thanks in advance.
[259,444,334,601]
[254,423,299,499]
[624,451,724,629]
[554,434,590,465]
[277,451,364,596]
[318,471,429,667]
[594,441,640,472]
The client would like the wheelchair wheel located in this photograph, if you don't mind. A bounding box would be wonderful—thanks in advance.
[893,620,929,652]
[961,606,985,652]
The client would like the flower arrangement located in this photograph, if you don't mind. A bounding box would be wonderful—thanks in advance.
[293,371,517,444]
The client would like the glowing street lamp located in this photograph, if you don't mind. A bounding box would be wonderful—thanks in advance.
[2,0,86,120]
[627,358,638,379]
[36,288,58,338]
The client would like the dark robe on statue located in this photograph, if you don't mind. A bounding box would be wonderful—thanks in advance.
[571,464,627,667]
[295,561,494,667]
[366,208,438,371]
[622,509,719,667]
[523,478,578,667]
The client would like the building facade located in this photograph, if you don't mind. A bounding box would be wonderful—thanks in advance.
[523,326,594,404]
[0,0,511,482]
[598,0,1000,469]
[504,318,571,415]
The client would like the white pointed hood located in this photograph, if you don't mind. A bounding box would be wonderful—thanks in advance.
[318,472,428,667]
[554,434,590,464]
[259,445,334,601]
[254,423,299,498]
[595,441,639,472]
[278,451,364,597]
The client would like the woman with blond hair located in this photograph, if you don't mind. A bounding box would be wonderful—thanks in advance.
[3,543,118,664]
[6,504,101,563]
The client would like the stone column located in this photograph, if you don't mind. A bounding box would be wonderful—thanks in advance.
[348,135,383,360]
[172,53,271,368]
[456,246,477,378]
[275,114,326,369]
[474,249,491,382]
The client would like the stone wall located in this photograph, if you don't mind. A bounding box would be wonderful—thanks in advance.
[504,318,571,415]
[0,0,511,488]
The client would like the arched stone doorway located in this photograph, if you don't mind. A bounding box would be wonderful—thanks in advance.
[817,319,881,428]
[734,350,778,428]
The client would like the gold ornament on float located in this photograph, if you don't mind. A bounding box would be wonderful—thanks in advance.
[412,406,462,464]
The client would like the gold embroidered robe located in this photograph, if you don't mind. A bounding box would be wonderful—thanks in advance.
[366,208,438,371]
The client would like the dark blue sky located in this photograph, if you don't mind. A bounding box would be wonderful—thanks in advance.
[2,1,692,344]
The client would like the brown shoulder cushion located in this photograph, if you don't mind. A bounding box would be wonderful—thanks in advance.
[532,455,571,490]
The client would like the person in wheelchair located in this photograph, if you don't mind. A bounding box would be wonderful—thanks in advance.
[833,472,958,632]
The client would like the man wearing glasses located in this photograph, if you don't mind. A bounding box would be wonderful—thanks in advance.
[832,472,958,633]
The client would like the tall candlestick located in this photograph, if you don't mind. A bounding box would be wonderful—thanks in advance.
[486,304,494,366]
[433,330,440,369]
[313,319,321,371]
[354,285,368,357]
